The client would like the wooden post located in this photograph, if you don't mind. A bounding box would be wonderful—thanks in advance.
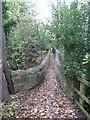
[79,74,86,107]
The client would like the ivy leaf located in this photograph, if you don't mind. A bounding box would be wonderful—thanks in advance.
[82,59,90,65]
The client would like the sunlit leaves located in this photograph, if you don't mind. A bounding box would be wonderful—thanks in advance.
[82,53,90,65]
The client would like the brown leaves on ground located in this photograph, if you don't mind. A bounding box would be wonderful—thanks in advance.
[1,53,85,119]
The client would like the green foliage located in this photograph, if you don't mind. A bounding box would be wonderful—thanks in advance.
[52,1,89,78]
[2,2,46,70]
[82,53,90,65]
[3,1,90,79]
[38,23,56,51]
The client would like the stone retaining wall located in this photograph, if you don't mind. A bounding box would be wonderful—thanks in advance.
[54,49,75,100]
[11,52,50,93]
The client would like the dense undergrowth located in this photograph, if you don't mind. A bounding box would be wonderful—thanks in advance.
[1,0,90,118]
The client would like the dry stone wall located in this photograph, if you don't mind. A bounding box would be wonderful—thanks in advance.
[11,52,50,93]
[54,49,63,87]
[54,49,75,100]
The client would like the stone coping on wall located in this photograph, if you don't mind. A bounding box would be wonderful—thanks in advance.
[11,52,50,93]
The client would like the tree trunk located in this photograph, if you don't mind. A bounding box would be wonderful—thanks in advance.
[0,1,9,101]
[3,58,15,94]
[0,3,2,100]
[0,1,15,101]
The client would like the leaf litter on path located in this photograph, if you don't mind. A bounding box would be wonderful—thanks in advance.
[2,53,85,119]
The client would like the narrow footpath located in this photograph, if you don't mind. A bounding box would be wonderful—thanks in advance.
[17,53,85,119]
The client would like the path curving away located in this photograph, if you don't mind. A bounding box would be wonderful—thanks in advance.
[17,53,85,118]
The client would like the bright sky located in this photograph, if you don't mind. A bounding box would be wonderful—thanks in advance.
[31,0,85,23]
[31,0,74,22]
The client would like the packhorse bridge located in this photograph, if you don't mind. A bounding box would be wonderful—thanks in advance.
[2,49,90,119]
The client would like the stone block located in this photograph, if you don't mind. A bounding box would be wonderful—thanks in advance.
[11,53,49,93]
